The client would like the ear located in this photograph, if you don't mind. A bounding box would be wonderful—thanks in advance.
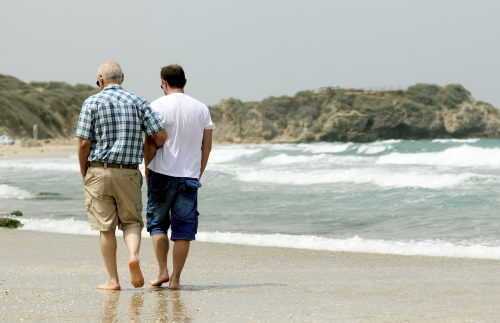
[121,73,124,83]
[184,79,187,87]
[98,75,105,90]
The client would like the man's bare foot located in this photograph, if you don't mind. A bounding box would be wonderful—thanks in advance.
[169,275,180,290]
[129,258,144,288]
[97,280,121,290]
[149,272,169,287]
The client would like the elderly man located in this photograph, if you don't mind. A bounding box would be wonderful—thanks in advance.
[76,61,167,290]
[144,64,215,289]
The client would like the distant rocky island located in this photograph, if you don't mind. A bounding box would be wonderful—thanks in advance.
[209,84,500,143]
[1,72,499,143]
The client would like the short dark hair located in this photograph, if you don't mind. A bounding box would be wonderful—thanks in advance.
[160,65,186,88]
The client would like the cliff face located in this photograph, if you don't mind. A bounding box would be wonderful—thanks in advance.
[0,74,98,139]
[209,84,500,143]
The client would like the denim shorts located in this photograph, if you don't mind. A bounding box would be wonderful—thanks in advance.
[146,171,201,240]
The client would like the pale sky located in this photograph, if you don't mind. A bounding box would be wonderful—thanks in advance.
[1,0,499,108]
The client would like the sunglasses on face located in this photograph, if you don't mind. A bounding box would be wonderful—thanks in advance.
[96,75,102,87]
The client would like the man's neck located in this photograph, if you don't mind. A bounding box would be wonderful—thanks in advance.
[102,82,122,89]
[166,88,184,95]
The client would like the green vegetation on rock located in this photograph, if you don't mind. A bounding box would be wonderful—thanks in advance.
[0,218,23,229]
[209,84,500,143]
[295,90,314,97]
[9,210,23,216]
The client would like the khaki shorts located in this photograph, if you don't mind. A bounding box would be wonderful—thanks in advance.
[84,166,144,231]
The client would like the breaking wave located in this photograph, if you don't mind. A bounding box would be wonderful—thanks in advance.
[0,184,34,199]
[235,169,486,188]
[377,145,500,167]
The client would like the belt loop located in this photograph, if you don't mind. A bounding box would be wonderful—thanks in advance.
[120,164,123,169]
[104,162,107,169]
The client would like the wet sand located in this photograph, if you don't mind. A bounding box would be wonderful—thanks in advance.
[1,229,499,322]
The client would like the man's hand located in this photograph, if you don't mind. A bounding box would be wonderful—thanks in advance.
[199,129,212,181]
[78,138,91,184]
[144,134,159,187]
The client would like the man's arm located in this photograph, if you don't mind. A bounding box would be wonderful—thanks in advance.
[78,138,91,183]
[199,129,212,181]
[144,129,167,186]
[152,129,167,148]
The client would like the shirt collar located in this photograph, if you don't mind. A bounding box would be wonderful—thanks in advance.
[103,84,124,91]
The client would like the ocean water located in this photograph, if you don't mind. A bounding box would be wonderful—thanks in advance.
[1,139,500,259]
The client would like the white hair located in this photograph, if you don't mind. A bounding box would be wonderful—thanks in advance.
[98,63,122,81]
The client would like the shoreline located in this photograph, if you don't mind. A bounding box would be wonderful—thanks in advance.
[5,216,500,261]
[1,228,499,321]
[0,139,236,159]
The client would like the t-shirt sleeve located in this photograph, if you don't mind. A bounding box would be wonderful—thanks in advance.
[204,107,216,130]
[75,101,94,140]
[141,101,165,135]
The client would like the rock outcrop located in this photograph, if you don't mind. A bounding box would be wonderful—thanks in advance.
[0,218,23,229]
[209,84,500,143]
[0,74,98,139]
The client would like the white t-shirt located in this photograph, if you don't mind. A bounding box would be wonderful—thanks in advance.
[147,93,216,178]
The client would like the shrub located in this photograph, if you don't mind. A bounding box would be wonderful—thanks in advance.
[208,105,223,122]
[334,93,352,106]
[310,123,323,133]
[436,84,470,109]
[406,84,440,106]
[295,90,314,97]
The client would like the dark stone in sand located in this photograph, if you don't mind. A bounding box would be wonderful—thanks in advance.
[9,210,23,216]
[0,218,23,229]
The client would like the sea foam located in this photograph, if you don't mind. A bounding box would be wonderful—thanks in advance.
[235,169,484,188]
[11,217,500,260]
[0,159,79,172]
[0,184,34,199]
[431,138,480,143]
[298,142,352,154]
[377,145,500,167]
[210,147,262,163]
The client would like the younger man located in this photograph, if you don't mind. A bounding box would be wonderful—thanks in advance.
[144,65,215,289]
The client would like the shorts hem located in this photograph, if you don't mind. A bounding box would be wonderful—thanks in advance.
[119,223,143,231]
[149,229,169,237]
[170,235,196,241]
[91,226,116,232]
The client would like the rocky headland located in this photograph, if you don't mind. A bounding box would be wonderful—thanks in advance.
[209,84,500,143]
[0,74,98,139]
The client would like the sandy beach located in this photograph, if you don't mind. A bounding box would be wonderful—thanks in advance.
[0,228,499,322]
[0,140,78,160]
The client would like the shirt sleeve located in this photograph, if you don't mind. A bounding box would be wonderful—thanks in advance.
[141,102,165,135]
[204,107,216,130]
[75,101,94,140]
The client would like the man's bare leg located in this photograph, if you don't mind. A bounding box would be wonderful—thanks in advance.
[149,234,170,286]
[123,226,144,288]
[98,228,121,290]
[169,239,190,290]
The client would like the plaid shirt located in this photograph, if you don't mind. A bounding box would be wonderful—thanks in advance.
[75,85,164,164]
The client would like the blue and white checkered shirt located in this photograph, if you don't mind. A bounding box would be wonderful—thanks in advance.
[75,85,164,164]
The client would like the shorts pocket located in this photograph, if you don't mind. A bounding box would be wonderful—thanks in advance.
[186,180,202,189]
[135,203,142,217]
[85,198,98,227]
